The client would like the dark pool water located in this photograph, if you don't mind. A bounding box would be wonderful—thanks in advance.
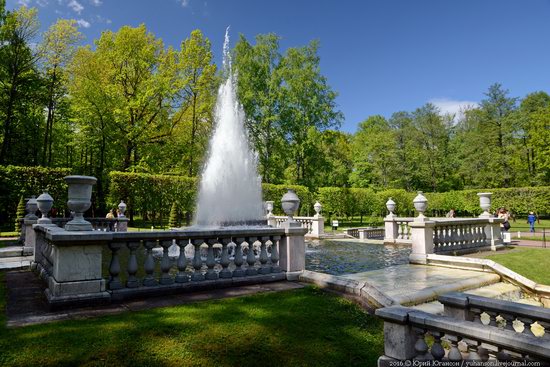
[305,240,411,275]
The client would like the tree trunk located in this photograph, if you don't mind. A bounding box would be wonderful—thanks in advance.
[188,92,197,177]
[0,80,18,164]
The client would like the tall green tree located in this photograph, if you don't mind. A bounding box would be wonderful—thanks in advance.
[519,91,550,184]
[350,115,396,188]
[38,19,82,166]
[70,24,180,172]
[0,6,41,164]
[172,29,217,176]
[478,83,518,187]
[233,33,285,183]
[278,40,343,187]
[411,103,453,191]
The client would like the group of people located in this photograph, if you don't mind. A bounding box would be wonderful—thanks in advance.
[496,208,538,233]
[446,207,538,233]
[105,208,122,219]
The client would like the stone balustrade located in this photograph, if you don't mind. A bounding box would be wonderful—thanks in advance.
[21,216,128,256]
[440,292,550,340]
[268,215,324,239]
[50,217,129,232]
[31,224,307,308]
[376,297,550,364]
[432,218,498,255]
[384,217,414,244]
[384,216,503,261]
[344,227,384,240]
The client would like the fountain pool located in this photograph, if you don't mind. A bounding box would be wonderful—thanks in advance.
[305,240,411,275]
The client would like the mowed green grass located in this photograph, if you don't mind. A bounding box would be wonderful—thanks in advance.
[484,247,550,286]
[0,272,383,367]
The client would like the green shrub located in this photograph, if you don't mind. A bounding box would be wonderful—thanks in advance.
[0,165,71,225]
[14,196,25,231]
[168,202,180,228]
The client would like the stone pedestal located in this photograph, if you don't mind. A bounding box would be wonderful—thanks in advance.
[485,218,504,251]
[23,218,38,255]
[384,215,398,243]
[375,307,417,360]
[267,213,277,227]
[116,218,129,232]
[33,225,111,306]
[409,220,435,264]
[47,243,107,299]
[310,214,324,238]
[279,223,308,276]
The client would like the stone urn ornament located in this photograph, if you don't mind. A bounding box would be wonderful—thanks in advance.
[413,191,428,221]
[386,197,396,216]
[314,201,322,216]
[118,200,127,217]
[64,175,97,231]
[281,189,300,221]
[25,195,38,220]
[477,192,492,218]
[265,201,274,216]
[36,191,54,224]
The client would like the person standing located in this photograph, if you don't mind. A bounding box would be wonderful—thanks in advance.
[527,212,537,233]
[446,209,456,218]
[498,208,511,232]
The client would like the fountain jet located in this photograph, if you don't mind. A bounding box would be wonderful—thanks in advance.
[194,28,265,227]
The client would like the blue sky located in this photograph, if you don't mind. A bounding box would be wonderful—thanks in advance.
[6,0,550,132]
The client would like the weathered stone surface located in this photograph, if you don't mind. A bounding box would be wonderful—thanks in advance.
[375,307,417,360]
[278,224,307,273]
[48,277,105,297]
[52,244,103,282]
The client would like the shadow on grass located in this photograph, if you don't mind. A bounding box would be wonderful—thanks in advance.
[0,273,383,367]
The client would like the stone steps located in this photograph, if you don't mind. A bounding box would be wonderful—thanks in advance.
[0,255,32,270]
[0,246,24,258]
[412,281,544,314]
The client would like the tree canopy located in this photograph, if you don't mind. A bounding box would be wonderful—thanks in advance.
[0,3,549,218]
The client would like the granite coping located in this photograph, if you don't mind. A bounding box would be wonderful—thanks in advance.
[340,264,500,306]
[300,264,502,308]
[426,253,550,298]
[34,225,297,243]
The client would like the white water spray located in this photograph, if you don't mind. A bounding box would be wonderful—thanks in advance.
[194,28,264,227]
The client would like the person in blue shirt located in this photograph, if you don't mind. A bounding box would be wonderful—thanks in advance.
[527,212,537,233]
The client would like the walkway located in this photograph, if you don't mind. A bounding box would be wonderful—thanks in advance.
[5,270,304,327]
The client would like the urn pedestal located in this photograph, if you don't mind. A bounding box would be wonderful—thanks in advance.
[64,176,97,231]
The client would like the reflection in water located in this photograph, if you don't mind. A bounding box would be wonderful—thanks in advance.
[305,240,411,275]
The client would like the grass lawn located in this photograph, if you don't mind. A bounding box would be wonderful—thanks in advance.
[0,273,383,367]
[508,218,550,232]
[482,247,550,286]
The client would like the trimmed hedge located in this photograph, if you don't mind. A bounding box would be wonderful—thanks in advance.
[0,165,71,225]
[108,172,198,220]
[319,187,550,218]
[108,171,550,221]
[108,172,314,220]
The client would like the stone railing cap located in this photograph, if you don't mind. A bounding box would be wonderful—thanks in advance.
[375,306,411,324]
[438,292,469,307]
[467,294,550,322]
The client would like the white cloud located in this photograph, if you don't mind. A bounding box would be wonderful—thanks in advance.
[68,0,84,14]
[17,0,32,6]
[94,14,111,24]
[90,0,102,6]
[37,0,49,6]
[429,98,478,121]
[181,0,190,7]
[76,18,91,28]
